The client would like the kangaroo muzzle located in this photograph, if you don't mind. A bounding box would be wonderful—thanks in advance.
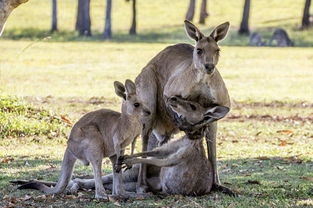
[204,64,215,74]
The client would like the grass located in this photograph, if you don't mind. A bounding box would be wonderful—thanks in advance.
[0,40,312,207]
[0,0,313,207]
[2,0,313,46]
[0,96,68,139]
[1,41,313,103]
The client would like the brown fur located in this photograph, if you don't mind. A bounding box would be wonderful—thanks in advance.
[134,20,231,192]
[60,97,229,196]
[17,80,150,199]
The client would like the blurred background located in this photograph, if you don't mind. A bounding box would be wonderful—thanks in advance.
[2,0,313,45]
[0,1,312,207]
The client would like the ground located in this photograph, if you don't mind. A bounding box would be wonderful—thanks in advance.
[0,0,313,207]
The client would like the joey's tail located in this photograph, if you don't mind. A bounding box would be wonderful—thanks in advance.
[18,148,76,194]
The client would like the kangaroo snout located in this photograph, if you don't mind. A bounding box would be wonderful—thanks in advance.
[204,64,215,73]
[142,109,151,116]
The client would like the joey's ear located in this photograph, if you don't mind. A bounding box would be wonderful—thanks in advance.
[125,79,136,95]
[204,106,230,123]
[210,22,230,42]
[114,81,126,100]
[184,20,204,42]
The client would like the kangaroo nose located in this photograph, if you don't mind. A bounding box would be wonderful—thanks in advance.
[205,64,215,72]
[143,110,151,116]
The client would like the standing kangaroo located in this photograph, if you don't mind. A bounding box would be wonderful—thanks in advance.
[18,80,151,199]
[134,20,231,193]
[39,97,229,196]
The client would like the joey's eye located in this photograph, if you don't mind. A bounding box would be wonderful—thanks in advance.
[190,104,197,111]
[197,48,203,55]
[134,103,140,108]
[216,49,220,53]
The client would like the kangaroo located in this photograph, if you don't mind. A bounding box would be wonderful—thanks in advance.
[38,97,229,196]
[0,0,28,36]
[249,32,266,46]
[119,97,229,196]
[17,79,151,199]
[269,28,294,47]
[134,20,231,194]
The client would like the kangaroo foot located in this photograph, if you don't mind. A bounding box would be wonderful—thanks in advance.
[212,183,238,197]
[95,193,109,201]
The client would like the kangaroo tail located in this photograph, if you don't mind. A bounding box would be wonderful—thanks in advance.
[18,148,76,194]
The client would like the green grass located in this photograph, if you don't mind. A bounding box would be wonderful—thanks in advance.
[0,41,312,207]
[2,0,313,46]
[0,0,313,207]
[0,96,68,139]
[1,41,313,103]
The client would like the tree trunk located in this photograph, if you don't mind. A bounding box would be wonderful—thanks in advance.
[75,0,91,36]
[199,0,208,24]
[104,0,112,39]
[0,0,29,36]
[129,0,137,35]
[185,0,196,21]
[238,0,250,35]
[51,0,57,32]
[302,0,311,28]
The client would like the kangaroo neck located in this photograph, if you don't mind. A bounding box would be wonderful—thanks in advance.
[190,63,213,84]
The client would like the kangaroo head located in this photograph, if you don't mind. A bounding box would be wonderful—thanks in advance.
[114,79,151,117]
[167,96,229,128]
[184,20,230,75]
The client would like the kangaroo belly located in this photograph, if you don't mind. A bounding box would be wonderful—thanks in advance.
[160,157,213,196]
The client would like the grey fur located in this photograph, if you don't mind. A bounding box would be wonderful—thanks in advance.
[134,20,231,192]
[18,80,149,199]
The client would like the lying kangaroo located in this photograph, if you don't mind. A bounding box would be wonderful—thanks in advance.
[38,97,229,196]
[18,80,150,199]
[0,0,28,35]
[119,97,229,195]
[134,20,231,193]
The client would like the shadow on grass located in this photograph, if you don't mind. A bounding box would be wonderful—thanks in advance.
[2,26,313,47]
[1,155,312,207]
[1,27,188,44]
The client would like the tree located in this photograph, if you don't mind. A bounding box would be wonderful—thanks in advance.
[75,0,91,36]
[0,0,29,36]
[51,0,58,32]
[238,0,251,35]
[199,0,209,24]
[302,0,311,28]
[103,0,112,39]
[129,0,137,35]
[185,0,196,21]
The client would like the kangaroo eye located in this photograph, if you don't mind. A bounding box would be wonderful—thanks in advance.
[134,103,140,108]
[190,104,197,111]
[197,48,203,55]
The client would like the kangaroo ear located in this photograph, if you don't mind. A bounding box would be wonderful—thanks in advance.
[210,22,230,42]
[184,20,204,42]
[204,106,230,123]
[114,81,126,100]
[125,79,136,95]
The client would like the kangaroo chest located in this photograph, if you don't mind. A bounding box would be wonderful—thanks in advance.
[164,68,218,106]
